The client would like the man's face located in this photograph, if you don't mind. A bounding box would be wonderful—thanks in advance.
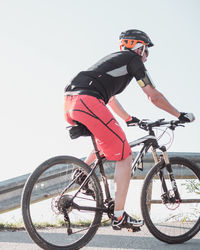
[143,47,149,62]
[136,46,149,63]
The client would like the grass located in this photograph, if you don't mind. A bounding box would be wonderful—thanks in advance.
[0,218,111,231]
[182,180,200,195]
[0,221,25,231]
[0,212,140,231]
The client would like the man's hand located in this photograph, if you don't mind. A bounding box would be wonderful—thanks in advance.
[178,112,195,123]
[126,116,140,126]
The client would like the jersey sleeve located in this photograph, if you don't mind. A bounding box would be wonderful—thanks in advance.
[137,71,156,88]
[127,55,146,80]
[127,55,156,88]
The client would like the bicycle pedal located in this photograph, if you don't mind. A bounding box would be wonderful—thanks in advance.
[128,226,141,232]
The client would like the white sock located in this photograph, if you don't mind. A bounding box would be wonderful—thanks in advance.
[114,210,124,219]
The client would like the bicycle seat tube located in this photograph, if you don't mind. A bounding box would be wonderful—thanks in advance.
[91,135,112,202]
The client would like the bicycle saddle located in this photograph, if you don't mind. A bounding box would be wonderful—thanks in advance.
[68,122,92,139]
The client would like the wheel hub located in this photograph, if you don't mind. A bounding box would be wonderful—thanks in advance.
[51,195,72,215]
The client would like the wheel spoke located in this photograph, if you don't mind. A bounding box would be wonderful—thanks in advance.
[22,156,103,249]
[141,157,200,244]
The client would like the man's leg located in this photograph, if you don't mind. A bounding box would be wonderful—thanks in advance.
[84,149,104,165]
[85,150,132,211]
[112,154,144,230]
[114,154,132,211]
[65,95,143,229]
[85,151,96,165]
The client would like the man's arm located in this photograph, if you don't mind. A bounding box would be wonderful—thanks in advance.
[108,96,131,121]
[142,85,180,117]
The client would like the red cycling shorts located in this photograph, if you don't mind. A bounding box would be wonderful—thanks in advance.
[64,95,132,161]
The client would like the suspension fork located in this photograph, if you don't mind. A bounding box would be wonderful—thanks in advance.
[159,147,181,201]
[151,147,159,164]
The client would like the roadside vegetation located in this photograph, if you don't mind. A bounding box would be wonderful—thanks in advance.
[0,218,111,231]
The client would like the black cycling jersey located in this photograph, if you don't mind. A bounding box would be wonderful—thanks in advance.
[65,50,147,104]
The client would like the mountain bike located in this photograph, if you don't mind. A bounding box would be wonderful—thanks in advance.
[21,119,200,249]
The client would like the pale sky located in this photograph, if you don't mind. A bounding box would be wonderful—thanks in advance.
[0,0,200,181]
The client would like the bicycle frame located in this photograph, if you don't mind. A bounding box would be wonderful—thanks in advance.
[129,134,159,173]
[65,123,181,214]
[22,116,199,248]
[129,134,181,201]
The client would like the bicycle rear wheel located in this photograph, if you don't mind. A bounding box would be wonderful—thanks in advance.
[141,157,200,244]
[21,155,103,250]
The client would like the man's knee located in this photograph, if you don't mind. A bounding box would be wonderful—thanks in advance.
[116,153,133,168]
[121,153,133,164]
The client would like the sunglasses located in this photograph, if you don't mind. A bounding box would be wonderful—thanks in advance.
[138,46,149,57]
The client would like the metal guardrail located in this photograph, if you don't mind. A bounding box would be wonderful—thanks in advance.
[0,152,200,214]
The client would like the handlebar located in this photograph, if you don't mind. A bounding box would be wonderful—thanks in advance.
[128,118,185,131]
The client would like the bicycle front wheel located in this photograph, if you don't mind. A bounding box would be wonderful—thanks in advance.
[141,157,200,244]
[21,155,103,250]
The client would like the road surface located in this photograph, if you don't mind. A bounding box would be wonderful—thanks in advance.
[0,226,199,249]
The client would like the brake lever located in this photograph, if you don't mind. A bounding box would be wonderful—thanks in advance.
[169,121,185,130]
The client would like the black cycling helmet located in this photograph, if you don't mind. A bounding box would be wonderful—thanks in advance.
[119,29,154,50]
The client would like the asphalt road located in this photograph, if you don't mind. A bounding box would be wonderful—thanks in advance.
[0,226,199,250]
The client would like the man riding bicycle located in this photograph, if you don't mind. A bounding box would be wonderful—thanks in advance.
[64,29,195,230]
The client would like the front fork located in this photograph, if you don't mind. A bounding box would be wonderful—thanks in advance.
[152,147,181,203]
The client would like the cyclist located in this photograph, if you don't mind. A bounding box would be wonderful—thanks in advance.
[64,29,195,230]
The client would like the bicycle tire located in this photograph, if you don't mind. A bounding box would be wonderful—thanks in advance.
[141,157,200,244]
[21,155,103,250]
